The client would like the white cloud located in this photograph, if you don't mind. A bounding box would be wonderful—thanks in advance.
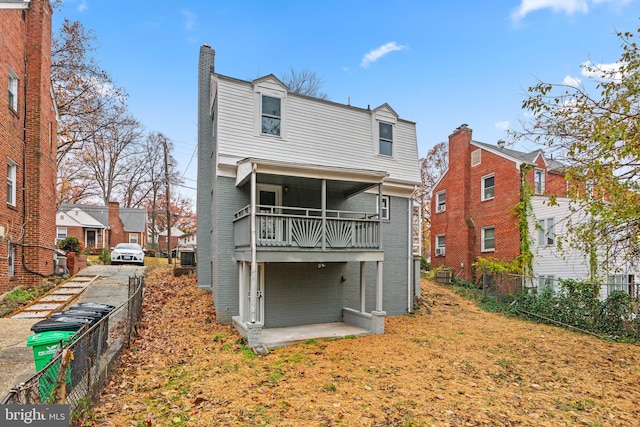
[563,75,582,86]
[181,9,197,31]
[63,0,88,12]
[360,42,407,68]
[512,0,588,21]
[581,60,624,81]
[494,121,510,132]
[511,0,635,21]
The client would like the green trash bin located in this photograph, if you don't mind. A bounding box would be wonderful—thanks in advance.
[26,331,76,400]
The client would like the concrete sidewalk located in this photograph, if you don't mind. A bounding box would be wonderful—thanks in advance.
[0,265,144,398]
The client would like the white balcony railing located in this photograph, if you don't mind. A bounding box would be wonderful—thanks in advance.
[233,205,380,250]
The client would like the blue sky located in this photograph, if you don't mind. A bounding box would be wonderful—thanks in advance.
[54,0,639,201]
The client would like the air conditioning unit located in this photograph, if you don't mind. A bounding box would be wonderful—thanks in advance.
[436,204,446,212]
[435,248,445,256]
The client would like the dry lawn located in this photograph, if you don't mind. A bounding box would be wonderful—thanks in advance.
[79,267,640,426]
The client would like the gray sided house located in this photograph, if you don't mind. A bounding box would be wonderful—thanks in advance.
[197,46,422,347]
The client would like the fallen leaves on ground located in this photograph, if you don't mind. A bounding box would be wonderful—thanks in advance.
[78,267,640,426]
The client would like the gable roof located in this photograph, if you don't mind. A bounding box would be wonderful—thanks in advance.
[470,140,565,172]
[58,203,148,232]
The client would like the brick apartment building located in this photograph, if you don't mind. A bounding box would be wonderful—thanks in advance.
[0,0,58,294]
[430,124,568,282]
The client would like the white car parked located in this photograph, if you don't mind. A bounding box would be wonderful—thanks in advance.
[110,243,145,266]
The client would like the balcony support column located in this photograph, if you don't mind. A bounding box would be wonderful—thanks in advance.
[360,261,366,313]
[376,260,383,312]
[249,164,258,323]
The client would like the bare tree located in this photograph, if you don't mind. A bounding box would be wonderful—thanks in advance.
[280,68,329,100]
[418,142,448,258]
[52,19,127,166]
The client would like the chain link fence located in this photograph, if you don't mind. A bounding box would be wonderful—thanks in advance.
[1,274,144,413]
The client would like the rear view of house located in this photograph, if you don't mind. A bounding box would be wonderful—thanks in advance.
[197,46,422,347]
[0,0,57,293]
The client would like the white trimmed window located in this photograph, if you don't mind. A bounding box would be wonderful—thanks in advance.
[129,233,139,244]
[379,122,393,156]
[56,227,67,240]
[537,218,555,247]
[471,149,481,167]
[481,227,495,252]
[377,195,390,220]
[435,235,445,256]
[481,174,495,201]
[261,95,281,136]
[534,169,545,195]
[538,275,554,291]
[436,190,446,213]
[6,161,17,206]
[8,69,18,111]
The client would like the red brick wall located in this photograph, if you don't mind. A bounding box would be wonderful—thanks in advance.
[108,201,126,247]
[431,126,522,282]
[0,0,57,294]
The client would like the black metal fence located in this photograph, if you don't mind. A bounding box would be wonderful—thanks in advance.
[0,274,144,413]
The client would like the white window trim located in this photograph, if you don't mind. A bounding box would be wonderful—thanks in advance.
[56,227,67,240]
[377,195,390,220]
[260,94,282,137]
[481,226,495,252]
[537,217,555,247]
[481,173,495,201]
[378,121,394,157]
[534,168,545,195]
[8,68,18,111]
[253,79,287,140]
[435,234,445,256]
[129,233,139,244]
[7,160,17,206]
[435,190,446,213]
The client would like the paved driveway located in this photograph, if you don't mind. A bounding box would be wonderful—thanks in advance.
[0,265,144,398]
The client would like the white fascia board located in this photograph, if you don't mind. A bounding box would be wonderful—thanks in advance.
[428,168,448,198]
[470,141,534,170]
[0,1,30,9]
[234,157,389,187]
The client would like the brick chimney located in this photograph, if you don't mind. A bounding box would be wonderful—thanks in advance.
[108,201,125,247]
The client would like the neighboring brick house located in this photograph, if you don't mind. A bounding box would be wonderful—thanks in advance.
[0,0,58,293]
[57,202,149,251]
[430,124,639,292]
[197,46,422,347]
[157,226,182,252]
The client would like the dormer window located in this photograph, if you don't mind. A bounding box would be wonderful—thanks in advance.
[261,95,281,136]
[379,122,393,156]
[534,169,545,195]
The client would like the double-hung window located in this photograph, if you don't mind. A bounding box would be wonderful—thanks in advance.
[436,191,446,212]
[129,233,139,244]
[261,95,281,136]
[534,169,545,195]
[537,218,555,247]
[6,161,17,206]
[482,174,495,201]
[56,227,67,241]
[377,195,390,220]
[482,227,495,252]
[435,235,445,256]
[379,122,393,156]
[8,69,18,111]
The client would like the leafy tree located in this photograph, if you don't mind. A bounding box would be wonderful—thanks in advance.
[280,68,329,100]
[515,27,640,275]
[418,142,448,258]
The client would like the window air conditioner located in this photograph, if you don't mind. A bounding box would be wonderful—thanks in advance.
[435,248,445,256]
[436,204,446,212]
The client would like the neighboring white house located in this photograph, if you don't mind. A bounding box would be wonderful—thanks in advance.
[178,231,197,248]
[196,46,422,348]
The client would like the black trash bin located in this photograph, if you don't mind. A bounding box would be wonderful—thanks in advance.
[68,303,114,349]
[30,316,92,333]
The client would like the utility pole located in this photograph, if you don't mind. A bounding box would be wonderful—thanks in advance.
[163,137,172,265]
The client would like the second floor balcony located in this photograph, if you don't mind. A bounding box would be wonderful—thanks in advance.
[234,205,380,250]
